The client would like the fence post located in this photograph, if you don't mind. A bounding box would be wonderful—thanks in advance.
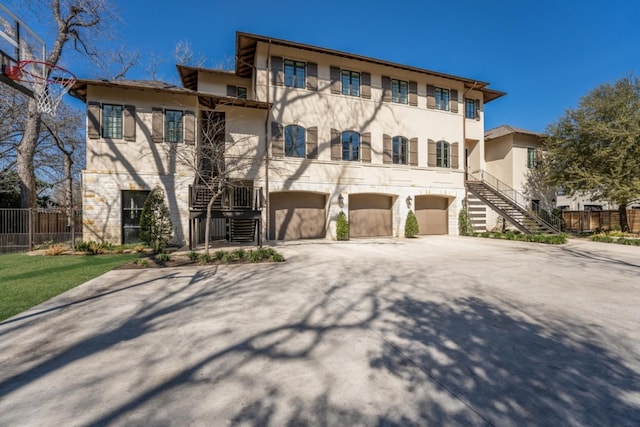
[29,208,34,251]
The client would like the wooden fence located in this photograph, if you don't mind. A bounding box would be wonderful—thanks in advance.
[0,208,82,253]
[562,209,640,233]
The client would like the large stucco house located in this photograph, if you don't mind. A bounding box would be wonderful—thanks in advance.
[72,32,513,247]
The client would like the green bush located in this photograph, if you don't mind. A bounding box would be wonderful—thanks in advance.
[214,250,226,260]
[617,238,640,246]
[405,210,419,238]
[155,252,171,264]
[458,208,474,236]
[198,253,212,264]
[76,240,113,255]
[231,248,246,260]
[187,251,199,261]
[140,186,173,253]
[590,234,614,243]
[336,211,349,241]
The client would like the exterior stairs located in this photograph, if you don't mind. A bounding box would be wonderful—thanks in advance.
[466,170,561,234]
[229,218,257,243]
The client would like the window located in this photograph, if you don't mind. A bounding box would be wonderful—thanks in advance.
[527,147,536,168]
[436,140,450,167]
[284,125,305,157]
[392,79,408,104]
[393,136,408,164]
[284,59,305,88]
[122,190,150,244]
[341,70,360,96]
[435,88,449,111]
[556,186,565,196]
[465,98,476,119]
[342,131,360,161]
[227,85,247,99]
[102,104,123,138]
[165,110,184,143]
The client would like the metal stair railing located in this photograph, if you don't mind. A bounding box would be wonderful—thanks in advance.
[467,169,563,232]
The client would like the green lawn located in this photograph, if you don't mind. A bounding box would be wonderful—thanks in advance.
[0,252,138,322]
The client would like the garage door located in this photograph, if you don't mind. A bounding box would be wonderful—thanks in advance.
[349,194,393,238]
[415,195,449,235]
[270,192,327,240]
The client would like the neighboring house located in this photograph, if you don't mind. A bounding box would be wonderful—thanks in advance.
[71,32,506,247]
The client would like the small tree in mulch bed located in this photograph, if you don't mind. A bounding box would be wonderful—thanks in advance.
[336,211,349,241]
[405,210,419,238]
[140,186,173,253]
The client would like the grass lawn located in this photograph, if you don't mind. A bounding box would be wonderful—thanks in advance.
[0,252,138,322]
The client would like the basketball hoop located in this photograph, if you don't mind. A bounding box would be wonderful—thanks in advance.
[5,60,76,117]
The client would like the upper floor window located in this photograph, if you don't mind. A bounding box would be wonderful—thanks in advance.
[435,88,450,111]
[393,136,408,164]
[165,110,184,143]
[436,140,450,167]
[227,85,247,99]
[342,131,360,161]
[527,147,536,168]
[284,60,306,89]
[284,125,306,157]
[102,104,123,139]
[465,98,476,119]
[341,70,360,97]
[392,79,408,104]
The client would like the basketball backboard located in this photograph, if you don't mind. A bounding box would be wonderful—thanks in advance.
[0,2,46,98]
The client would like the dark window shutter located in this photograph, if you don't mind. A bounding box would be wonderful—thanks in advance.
[361,72,371,99]
[427,85,436,109]
[361,132,371,163]
[383,134,392,164]
[152,108,163,143]
[475,99,481,120]
[87,102,101,139]
[271,122,283,157]
[184,111,195,145]
[306,126,318,159]
[451,142,459,169]
[123,105,136,142]
[331,128,341,160]
[428,139,436,167]
[450,89,459,113]
[409,81,418,107]
[330,66,341,94]
[409,137,418,166]
[271,56,284,86]
[382,76,391,102]
[227,85,237,97]
[306,62,318,91]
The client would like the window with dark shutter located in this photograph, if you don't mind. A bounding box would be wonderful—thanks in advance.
[361,132,371,163]
[383,134,392,164]
[271,56,284,86]
[184,111,195,145]
[331,128,341,161]
[271,122,284,157]
[152,108,163,143]
[428,139,436,166]
[87,102,100,139]
[227,85,237,97]
[307,127,318,159]
[475,99,481,120]
[306,62,318,91]
[330,66,341,94]
[450,89,459,113]
[427,85,436,109]
[451,142,459,169]
[409,138,418,166]
[123,105,136,142]
[382,76,392,102]
[361,72,371,99]
[409,81,418,106]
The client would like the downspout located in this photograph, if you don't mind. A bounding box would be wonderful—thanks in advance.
[264,40,272,242]
[462,81,479,213]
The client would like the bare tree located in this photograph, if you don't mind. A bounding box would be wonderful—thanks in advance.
[13,0,128,209]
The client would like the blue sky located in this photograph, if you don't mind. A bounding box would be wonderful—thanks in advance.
[10,0,640,133]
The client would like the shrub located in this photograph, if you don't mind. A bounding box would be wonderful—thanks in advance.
[155,252,171,264]
[214,250,226,261]
[198,253,212,264]
[336,211,349,241]
[247,249,263,263]
[405,210,419,238]
[38,240,55,250]
[77,240,113,255]
[231,248,246,260]
[271,252,285,262]
[134,258,149,268]
[590,234,614,243]
[44,244,64,256]
[187,251,199,261]
[140,186,173,253]
[458,208,474,236]
[221,252,236,264]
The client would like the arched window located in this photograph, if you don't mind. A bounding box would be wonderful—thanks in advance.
[341,131,360,161]
[436,140,450,167]
[393,136,408,164]
[284,125,305,158]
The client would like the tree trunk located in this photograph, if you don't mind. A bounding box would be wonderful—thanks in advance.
[18,100,42,208]
[619,203,629,232]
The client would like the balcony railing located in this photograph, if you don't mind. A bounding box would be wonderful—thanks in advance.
[189,184,262,211]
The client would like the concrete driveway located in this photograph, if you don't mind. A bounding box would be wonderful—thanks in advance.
[0,237,639,426]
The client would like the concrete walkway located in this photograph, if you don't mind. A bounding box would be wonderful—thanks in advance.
[0,237,639,426]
